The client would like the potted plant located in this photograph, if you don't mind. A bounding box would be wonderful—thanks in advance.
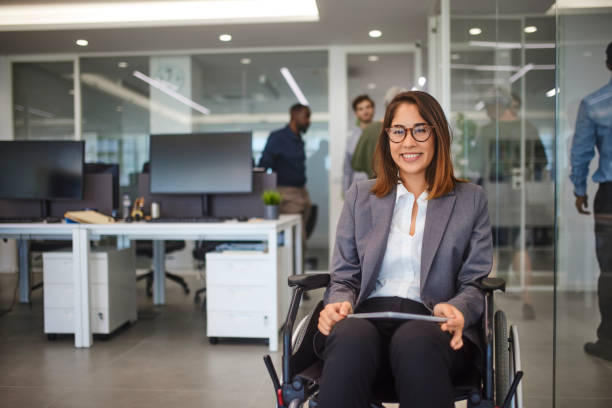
[261,190,281,220]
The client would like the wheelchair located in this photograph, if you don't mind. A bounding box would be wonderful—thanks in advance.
[264,273,523,408]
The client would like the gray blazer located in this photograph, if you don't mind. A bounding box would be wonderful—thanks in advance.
[324,179,493,349]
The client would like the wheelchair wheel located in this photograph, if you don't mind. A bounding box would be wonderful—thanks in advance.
[494,310,510,406]
[509,325,524,408]
[292,315,311,350]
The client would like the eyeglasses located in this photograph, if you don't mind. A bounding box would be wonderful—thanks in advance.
[385,124,435,143]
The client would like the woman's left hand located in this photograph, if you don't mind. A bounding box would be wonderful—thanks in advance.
[433,303,465,350]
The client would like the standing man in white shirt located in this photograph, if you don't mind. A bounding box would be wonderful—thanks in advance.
[343,95,375,193]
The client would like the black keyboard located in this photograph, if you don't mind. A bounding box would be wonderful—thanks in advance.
[0,217,44,223]
[146,217,224,223]
[0,217,63,223]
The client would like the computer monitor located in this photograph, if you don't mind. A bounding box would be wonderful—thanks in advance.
[149,132,253,194]
[84,163,120,210]
[0,140,84,200]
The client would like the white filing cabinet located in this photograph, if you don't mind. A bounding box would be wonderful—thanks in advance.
[43,248,137,335]
[205,248,290,344]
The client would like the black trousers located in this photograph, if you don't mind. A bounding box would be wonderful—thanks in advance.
[594,182,612,342]
[318,297,478,408]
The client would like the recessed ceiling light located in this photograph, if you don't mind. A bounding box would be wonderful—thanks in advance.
[219,34,232,42]
[524,26,538,34]
[418,76,427,87]
[367,83,376,90]
[546,88,558,98]
[240,58,251,65]
[118,61,128,68]
[75,39,88,46]
[468,27,482,36]
[368,30,382,38]
[368,55,379,62]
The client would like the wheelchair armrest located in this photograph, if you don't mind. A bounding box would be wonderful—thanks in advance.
[288,273,330,291]
[477,277,506,293]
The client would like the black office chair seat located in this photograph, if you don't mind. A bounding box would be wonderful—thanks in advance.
[136,240,190,297]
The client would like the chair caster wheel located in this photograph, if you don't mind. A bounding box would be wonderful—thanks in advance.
[209,337,219,344]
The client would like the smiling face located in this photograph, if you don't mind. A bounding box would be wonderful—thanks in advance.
[388,103,435,184]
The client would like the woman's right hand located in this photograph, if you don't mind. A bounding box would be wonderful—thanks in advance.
[318,301,353,336]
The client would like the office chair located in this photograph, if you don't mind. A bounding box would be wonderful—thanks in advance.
[135,240,190,297]
[191,241,222,304]
[264,274,524,408]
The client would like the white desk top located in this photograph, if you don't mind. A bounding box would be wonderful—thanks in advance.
[0,214,301,240]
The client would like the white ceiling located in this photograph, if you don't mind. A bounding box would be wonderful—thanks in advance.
[0,0,433,54]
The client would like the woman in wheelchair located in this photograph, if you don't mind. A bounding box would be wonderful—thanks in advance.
[317,91,493,408]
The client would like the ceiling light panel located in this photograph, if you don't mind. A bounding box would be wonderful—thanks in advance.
[0,0,319,31]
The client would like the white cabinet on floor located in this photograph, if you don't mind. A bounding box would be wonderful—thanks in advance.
[205,247,290,346]
[43,248,137,335]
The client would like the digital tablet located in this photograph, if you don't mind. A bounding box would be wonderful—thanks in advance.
[347,312,448,323]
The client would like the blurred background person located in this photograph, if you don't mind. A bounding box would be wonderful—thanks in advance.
[570,41,612,361]
[479,88,548,320]
[259,103,312,257]
[351,86,407,178]
[343,94,375,193]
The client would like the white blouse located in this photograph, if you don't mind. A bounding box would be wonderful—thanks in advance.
[368,183,428,302]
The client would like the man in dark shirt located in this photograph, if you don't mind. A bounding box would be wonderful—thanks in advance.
[259,103,312,255]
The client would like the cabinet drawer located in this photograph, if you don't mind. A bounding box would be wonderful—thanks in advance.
[42,255,109,284]
[207,310,270,338]
[43,284,109,308]
[207,286,270,312]
[43,257,73,283]
[44,308,74,333]
[206,259,271,286]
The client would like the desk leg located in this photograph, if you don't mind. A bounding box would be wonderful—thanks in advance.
[284,227,294,276]
[153,240,165,305]
[73,228,92,348]
[18,239,30,303]
[295,222,303,275]
[268,230,279,352]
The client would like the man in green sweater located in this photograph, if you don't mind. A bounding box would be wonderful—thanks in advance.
[350,120,383,178]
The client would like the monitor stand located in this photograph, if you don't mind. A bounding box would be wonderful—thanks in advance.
[40,199,49,220]
[201,194,210,217]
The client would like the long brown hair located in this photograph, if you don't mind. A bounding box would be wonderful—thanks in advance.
[371,91,462,199]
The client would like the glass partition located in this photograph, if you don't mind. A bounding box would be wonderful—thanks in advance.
[450,3,556,406]
[555,7,612,407]
[13,61,74,141]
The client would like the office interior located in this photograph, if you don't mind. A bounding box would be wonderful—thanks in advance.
[0,0,611,407]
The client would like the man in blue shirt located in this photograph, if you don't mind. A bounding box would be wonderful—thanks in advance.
[570,41,612,361]
[259,103,312,254]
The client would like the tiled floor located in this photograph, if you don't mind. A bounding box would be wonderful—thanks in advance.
[1,272,611,408]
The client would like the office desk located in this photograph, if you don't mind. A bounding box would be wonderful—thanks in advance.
[0,215,302,350]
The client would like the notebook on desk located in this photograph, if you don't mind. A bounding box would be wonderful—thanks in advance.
[64,210,114,224]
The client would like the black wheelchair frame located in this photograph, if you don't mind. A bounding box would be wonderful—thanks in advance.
[264,273,523,408]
